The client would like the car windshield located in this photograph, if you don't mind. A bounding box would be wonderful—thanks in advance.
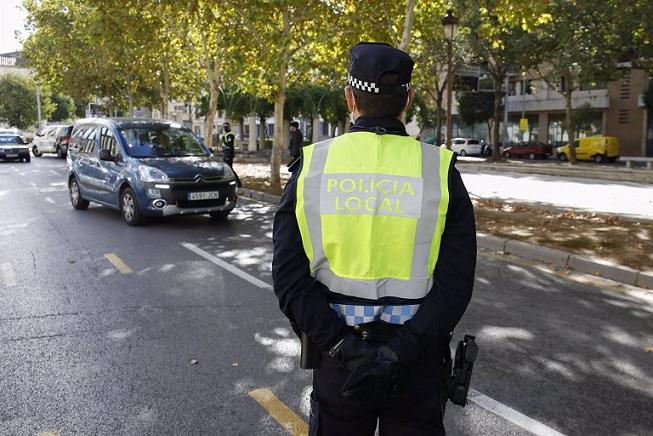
[119,125,208,158]
[0,136,23,145]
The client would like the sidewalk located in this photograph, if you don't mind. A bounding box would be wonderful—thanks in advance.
[233,161,653,221]
[459,168,653,221]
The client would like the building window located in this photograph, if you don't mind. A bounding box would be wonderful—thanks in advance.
[618,109,629,124]
[322,122,329,136]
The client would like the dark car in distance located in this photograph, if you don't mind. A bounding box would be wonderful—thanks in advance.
[67,118,238,225]
[503,141,552,160]
[0,135,30,162]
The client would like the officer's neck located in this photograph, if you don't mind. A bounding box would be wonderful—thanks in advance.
[351,115,407,136]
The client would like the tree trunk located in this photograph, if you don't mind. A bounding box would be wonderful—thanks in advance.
[270,7,290,190]
[205,77,220,151]
[248,115,257,152]
[312,116,321,143]
[398,0,416,51]
[565,89,577,164]
[161,63,170,119]
[127,78,134,118]
[271,90,286,188]
[492,76,503,162]
[259,115,266,150]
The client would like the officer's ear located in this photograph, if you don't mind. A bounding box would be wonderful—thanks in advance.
[345,86,356,113]
[403,89,416,115]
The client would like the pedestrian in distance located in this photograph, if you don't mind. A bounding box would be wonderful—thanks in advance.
[272,42,477,435]
[221,122,242,187]
[288,120,304,164]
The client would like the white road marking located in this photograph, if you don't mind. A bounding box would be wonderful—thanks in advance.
[469,389,566,436]
[49,170,59,176]
[45,197,55,204]
[181,242,272,289]
[35,162,42,167]
[1,262,17,287]
[30,182,37,187]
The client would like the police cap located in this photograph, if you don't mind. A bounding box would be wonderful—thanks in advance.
[348,42,414,95]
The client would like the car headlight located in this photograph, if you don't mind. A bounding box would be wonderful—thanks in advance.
[138,165,169,182]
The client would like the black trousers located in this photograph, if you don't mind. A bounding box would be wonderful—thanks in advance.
[309,349,449,435]
[223,156,242,187]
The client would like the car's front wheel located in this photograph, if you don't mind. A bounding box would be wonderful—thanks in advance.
[528,152,536,160]
[120,187,145,226]
[32,145,42,157]
[56,146,64,159]
[24,155,31,163]
[209,210,230,220]
[69,177,89,210]
[459,150,467,156]
[559,153,568,161]
[593,154,605,163]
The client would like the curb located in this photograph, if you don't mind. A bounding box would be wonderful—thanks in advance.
[237,187,653,290]
[238,187,282,204]
[477,233,652,290]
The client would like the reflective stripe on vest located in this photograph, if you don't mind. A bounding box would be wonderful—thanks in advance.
[295,132,453,301]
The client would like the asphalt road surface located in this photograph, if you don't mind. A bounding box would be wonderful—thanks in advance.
[1,156,651,436]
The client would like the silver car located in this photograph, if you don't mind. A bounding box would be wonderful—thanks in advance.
[32,124,71,158]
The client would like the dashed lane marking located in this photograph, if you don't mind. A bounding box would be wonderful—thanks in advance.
[469,389,566,436]
[37,432,60,436]
[104,253,133,274]
[1,262,17,287]
[249,389,308,436]
[45,196,55,204]
[181,242,272,289]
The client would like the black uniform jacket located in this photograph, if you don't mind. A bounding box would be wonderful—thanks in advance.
[272,116,476,364]
[222,132,235,159]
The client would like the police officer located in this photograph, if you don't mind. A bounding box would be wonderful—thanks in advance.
[221,122,241,187]
[272,42,476,435]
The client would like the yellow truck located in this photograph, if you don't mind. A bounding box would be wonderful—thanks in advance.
[557,136,620,163]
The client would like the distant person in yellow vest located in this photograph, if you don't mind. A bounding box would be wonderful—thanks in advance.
[272,42,476,435]
[221,122,241,187]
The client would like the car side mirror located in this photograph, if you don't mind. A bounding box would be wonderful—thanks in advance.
[99,149,113,161]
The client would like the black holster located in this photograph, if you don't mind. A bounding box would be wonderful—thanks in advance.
[300,331,321,369]
[447,335,478,407]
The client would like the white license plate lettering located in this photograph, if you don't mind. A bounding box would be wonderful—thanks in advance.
[188,191,220,200]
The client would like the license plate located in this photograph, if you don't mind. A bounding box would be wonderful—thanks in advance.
[188,191,220,200]
[6,154,18,158]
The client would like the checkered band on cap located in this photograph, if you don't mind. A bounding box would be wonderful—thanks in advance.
[348,75,410,94]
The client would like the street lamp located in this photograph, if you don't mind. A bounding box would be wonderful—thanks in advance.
[442,9,458,150]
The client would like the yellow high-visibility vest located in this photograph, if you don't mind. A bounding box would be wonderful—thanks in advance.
[295,131,453,301]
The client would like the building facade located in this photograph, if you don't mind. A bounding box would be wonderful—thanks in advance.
[451,67,652,157]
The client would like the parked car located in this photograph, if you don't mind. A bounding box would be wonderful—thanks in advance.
[32,124,71,158]
[0,134,30,162]
[503,141,553,160]
[67,118,238,225]
[557,136,620,163]
[54,125,73,158]
[443,138,483,156]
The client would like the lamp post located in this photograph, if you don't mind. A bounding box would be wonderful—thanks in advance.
[442,9,458,150]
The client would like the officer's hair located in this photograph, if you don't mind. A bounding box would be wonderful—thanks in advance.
[351,72,408,118]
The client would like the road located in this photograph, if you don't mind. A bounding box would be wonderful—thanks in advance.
[1,156,651,436]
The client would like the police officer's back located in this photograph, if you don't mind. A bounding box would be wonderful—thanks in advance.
[272,42,476,436]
